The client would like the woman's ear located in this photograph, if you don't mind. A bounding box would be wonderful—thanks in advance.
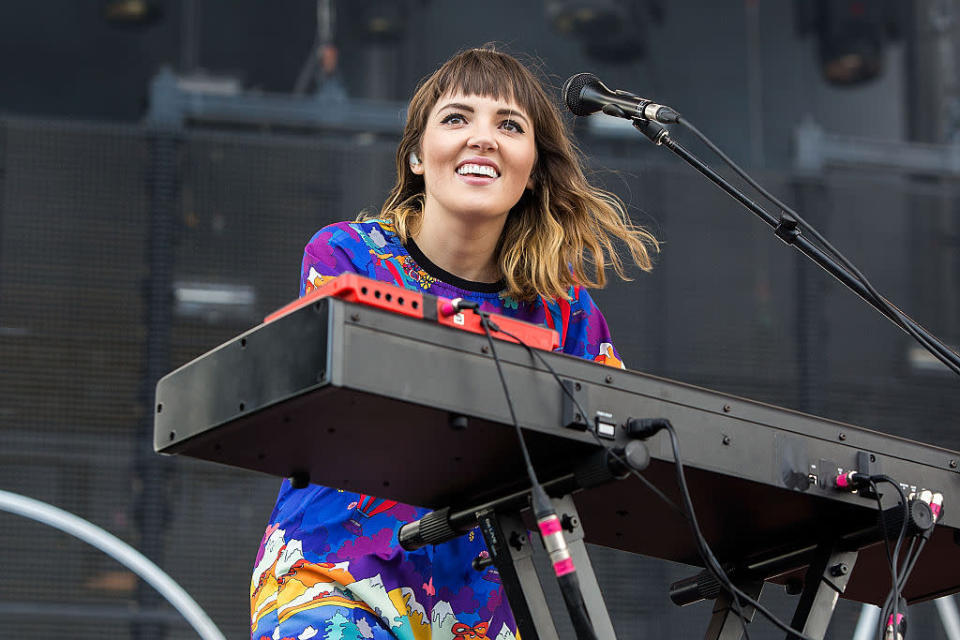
[526,163,538,190]
[409,151,424,175]
[526,156,540,191]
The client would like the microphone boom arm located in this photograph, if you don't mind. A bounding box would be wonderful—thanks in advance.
[631,119,960,375]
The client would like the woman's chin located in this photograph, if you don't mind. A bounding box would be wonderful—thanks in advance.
[448,207,513,224]
[437,195,520,222]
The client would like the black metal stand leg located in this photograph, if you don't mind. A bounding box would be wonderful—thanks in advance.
[550,495,618,639]
[475,495,618,640]
[704,580,764,640]
[786,541,858,639]
[476,508,560,640]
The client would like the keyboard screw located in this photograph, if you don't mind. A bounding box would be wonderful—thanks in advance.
[472,553,493,571]
[561,514,579,532]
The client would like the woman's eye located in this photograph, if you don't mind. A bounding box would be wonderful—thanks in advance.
[440,113,466,125]
[501,119,525,134]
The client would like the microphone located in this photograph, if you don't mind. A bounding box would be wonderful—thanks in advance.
[562,72,679,124]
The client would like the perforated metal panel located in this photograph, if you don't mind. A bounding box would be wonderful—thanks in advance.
[1,117,957,639]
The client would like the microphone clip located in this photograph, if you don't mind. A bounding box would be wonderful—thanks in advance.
[633,119,670,145]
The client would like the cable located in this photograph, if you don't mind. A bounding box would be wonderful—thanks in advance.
[835,474,937,640]
[832,473,912,640]
[675,117,960,377]
[886,536,928,637]
[474,308,598,640]
[880,477,910,638]
[493,325,827,638]
[492,326,938,639]
[482,320,940,640]
[677,118,860,276]
[897,537,928,591]
[869,477,909,640]
[885,537,927,640]
[659,421,758,639]
[486,325,832,640]
[491,325,686,520]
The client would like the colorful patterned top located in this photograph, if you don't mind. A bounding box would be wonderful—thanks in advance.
[251,219,623,640]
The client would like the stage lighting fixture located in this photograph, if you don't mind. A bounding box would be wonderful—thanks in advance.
[546,0,662,64]
[549,0,622,39]
[357,0,407,42]
[795,0,902,86]
[102,0,161,24]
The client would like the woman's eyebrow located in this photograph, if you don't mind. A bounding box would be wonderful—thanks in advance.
[437,102,474,113]
[436,102,531,125]
[497,109,530,125]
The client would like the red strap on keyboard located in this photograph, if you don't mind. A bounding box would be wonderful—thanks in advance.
[264,274,559,351]
[265,273,426,323]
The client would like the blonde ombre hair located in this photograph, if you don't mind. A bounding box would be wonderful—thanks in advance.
[364,47,658,302]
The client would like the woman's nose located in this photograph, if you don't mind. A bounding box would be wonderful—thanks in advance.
[467,125,497,151]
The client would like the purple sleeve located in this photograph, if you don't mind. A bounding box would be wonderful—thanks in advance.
[562,287,625,369]
[299,224,365,297]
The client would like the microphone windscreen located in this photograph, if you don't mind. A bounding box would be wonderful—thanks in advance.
[562,72,602,116]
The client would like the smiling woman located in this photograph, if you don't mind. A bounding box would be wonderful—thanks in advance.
[249,47,659,640]
[409,92,537,283]
[379,47,658,303]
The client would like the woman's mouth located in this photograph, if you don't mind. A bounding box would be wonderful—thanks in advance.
[456,163,500,179]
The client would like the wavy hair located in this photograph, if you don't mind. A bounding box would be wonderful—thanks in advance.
[364,46,658,302]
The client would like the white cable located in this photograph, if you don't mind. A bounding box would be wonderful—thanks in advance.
[936,596,960,640]
[852,603,881,640]
[0,489,225,640]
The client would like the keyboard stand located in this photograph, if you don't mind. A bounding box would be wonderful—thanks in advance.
[678,535,862,640]
[476,494,618,640]
[704,580,763,640]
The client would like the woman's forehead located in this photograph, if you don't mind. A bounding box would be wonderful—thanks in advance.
[432,91,531,116]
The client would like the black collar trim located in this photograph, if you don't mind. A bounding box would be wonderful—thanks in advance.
[404,236,505,293]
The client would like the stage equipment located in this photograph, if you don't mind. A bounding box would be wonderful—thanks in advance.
[795,0,903,85]
[102,0,161,24]
[155,282,960,639]
[353,0,407,42]
[562,72,678,122]
[563,70,960,638]
[0,489,224,640]
[263,274,559,350]
[562,73,960,377]
[147,66,406,133]
[545,0,662,63]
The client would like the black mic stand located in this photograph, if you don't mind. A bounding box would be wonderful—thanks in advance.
[398,442,651,640]
[631,119,960,374]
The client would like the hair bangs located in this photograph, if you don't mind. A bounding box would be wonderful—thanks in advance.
[430,50,538,119]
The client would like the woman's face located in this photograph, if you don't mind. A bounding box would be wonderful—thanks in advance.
[412,92,536,227]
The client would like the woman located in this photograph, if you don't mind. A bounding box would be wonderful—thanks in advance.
[250,47,657,640]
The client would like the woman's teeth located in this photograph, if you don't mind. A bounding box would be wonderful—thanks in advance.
[456,163,498,178]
